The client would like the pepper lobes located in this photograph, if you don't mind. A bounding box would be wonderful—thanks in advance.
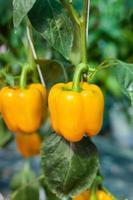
[0,83,47,133]
[48,82,104,142]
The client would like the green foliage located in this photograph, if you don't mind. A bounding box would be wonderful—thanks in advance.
[88,0,133,62]
[0,118,13,148]
[11,162,39,200]
[35,59,68,84]
[13,0,37,27]
[0,0,12,25]
[41,133,99,199]
[112,60,133,104]
[0,66,19,87]
[28,0,73,59]
[42,182,60,200]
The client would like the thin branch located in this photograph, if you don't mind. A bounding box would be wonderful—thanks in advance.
[84,0,90,45]
[26,25,46,86]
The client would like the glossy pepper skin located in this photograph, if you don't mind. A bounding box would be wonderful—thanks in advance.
[96,190,112,200]
[48,82,104,142]
[16,132,41,157]
[73,190,112,200]
[73,191,89,200]
[0,83,47,133]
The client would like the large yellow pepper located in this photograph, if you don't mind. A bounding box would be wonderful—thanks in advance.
[16,132,41,158]
[48,82,104,142]
[0,83,47,133]
[73,190,112,200]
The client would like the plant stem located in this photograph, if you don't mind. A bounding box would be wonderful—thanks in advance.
[80,0,90,64]
[72,0,90,90]
[20,65,31,89]
[83,0,90,47]
[60,0,80,25]
[79,19,87,64]
[89,187,97,200]
[26,24,45,86]
[72,63,87,91]
[23,159,30,174]
[90,176,103,200]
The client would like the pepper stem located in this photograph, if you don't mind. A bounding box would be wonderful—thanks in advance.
[72,0,90,92]
[90,176,103,200]
[20,65,32,89]
[72,63,87,92]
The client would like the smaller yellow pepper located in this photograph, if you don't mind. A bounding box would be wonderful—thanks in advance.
[15,132,42,158]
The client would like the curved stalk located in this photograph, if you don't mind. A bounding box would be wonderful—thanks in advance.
[72,63,87,92]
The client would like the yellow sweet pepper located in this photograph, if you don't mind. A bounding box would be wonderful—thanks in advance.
[0,83,47,133]
[48,82,104,142]
[16,132,42,157]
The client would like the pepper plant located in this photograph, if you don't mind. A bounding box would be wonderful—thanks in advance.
[0,0,132,200]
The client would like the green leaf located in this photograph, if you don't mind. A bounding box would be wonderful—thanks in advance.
[0,119,13,148]
[0,68,15,87]
[42,182,60,200]
[112,60,133,103]
[5,74,15,87]
[41,133,99,199]
[11,183,39,200]
[0,0,12,25]
[13,0,37,27]
[28,0,73,59]
[11,162,39,200]
[35,59,68,84]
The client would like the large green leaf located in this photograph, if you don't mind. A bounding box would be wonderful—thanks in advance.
[28,0,73,59]
[13,0,37,27]
[113,60,133,103]
[41,133,99,199]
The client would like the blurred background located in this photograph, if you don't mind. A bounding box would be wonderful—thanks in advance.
[0,0,133,199]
